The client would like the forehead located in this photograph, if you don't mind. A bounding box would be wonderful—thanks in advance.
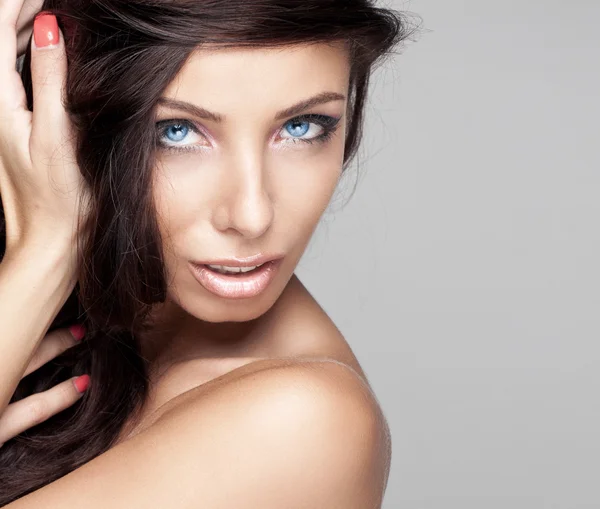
[161,42,350,115]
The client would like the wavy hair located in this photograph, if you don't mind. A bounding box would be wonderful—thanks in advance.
[0,0,417,503]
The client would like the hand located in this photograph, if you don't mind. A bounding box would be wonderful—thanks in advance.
[0,326,89,448]
[0,2,92,257]
[16,0,44,57]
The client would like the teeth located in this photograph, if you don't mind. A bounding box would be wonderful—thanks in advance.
[239,265,261,273]
[207,263,264,275]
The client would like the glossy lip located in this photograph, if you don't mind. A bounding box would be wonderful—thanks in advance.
[190,253,284,268]
[189,257,283,299]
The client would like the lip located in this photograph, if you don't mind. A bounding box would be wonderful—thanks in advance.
[190,253,283,268]
[189,257,283,299]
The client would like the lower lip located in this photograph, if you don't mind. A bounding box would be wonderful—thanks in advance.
[189,260,281,299]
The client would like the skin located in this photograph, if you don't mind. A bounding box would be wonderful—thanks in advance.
[129,42,369,425]
[4,7,392,504]
[147,42,349,343]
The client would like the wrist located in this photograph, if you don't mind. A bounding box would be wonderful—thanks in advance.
[3,234,79,277]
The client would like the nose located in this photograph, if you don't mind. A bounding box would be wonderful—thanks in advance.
[211,149,274,239]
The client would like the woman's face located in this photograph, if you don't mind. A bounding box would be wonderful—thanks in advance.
[152,42,350,323]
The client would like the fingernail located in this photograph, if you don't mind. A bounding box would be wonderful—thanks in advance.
[33,12,59,49]
[74,374,91,394]
[69,324,86,341]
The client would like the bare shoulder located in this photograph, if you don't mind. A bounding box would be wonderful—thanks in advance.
[154,358,392,508]
[8,359,391,509]
[162,357,386,427]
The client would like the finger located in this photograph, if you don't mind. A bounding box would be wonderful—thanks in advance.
[0,0,27,25]
[21,326,84,380]
[16,0,44,56]
[0,375,89,446]
[0,0,35,150]
[0,0,26,71]
[30,13,71,153]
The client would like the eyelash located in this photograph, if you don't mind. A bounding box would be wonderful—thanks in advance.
[155,114,342,154]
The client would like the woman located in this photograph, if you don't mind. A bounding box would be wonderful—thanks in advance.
[0,0,415,506]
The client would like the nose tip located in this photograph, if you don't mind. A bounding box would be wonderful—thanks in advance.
[212,182,274,239]
[232,191,274,239]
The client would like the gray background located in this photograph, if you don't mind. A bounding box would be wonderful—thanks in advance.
[296,1,600,508]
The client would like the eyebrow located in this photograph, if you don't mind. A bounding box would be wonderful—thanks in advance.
[156,91,346,123]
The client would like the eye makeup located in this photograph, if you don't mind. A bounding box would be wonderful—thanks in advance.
[155,113,342,155]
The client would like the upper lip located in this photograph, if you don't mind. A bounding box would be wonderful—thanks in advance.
[190,253,284,268]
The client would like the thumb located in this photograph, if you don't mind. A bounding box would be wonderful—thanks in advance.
[29,12,69,150]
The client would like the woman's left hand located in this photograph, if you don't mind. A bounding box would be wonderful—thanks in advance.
[16,0,44,57]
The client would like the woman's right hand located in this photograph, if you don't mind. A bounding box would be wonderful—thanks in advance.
[0,325,90,449]
[0,1,92,257]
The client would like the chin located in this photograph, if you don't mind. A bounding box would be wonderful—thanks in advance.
[184,288,282,323]
[198,304,271,323]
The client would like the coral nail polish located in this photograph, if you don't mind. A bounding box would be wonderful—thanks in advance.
[74,375,91,394]
[69,324,86,341]
[33,13,59,48]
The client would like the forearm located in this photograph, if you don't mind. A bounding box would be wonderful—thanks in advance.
[0,241,78,412]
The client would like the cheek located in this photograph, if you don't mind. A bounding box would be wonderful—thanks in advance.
[153,139,343,234]
[152,167,178,237]
[271,146,343,230]
[152,157,215,228]
[151,162,203,262]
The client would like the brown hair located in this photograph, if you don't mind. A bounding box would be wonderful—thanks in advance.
[0,0,418,503]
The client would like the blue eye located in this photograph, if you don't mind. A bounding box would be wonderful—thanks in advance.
[156,119,203,153]
[155,114,341,154]
[284,121,310,137]
[164,123,189,142]
[280,114,342,146]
